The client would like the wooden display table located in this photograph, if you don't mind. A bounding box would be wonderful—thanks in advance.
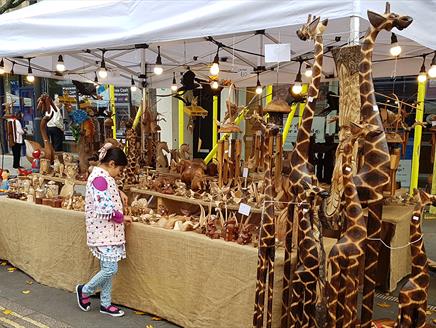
[0,197,283,328]
[130,187,264,214]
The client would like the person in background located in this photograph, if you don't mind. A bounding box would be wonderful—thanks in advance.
[7,112,25,169]
[47,98,65,151]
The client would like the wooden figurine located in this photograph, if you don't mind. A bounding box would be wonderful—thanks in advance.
[156,141,170,170]
[36,93,56,162]
[356,5,412,326]
[40,158,51,175]
[281,15,328,328]
[65,163,78,180]
[122,119,140,184]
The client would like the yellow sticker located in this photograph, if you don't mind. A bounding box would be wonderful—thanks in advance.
[1,262,7,266]
[376,302,391,309]
[151,317,162,321]
[3,309,12,315]
[26,280,33,285]
[7,268,16,272]
[134,311,145,315]
[22,290,31,294]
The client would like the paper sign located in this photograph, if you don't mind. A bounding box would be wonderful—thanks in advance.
[238,203,251,216]
[265,43,291,63]
[243,167,249,178]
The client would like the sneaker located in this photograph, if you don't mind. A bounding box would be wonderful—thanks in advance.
[100,305,125,317]
[76,284,91,312]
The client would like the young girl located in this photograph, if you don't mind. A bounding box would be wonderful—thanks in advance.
[76,143,132,317]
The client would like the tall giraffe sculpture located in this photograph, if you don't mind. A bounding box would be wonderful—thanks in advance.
[253,122,279,328]
[281,15,328,328]
[355,4,413,327]
[326,123,380,328]
[395,190,435,328]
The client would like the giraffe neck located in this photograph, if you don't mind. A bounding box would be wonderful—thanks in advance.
[293,35,323,160]
[360,28,381,123]
[342,153,366,234]
[410,207,426,277]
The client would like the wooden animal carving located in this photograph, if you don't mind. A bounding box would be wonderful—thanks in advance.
[122,119,140,184]
[37,93,57,162]
[395,190,435,328]
[282,15,328,328]
[178,159,205,191]
[156,141,169,169]
[356,4,413,327]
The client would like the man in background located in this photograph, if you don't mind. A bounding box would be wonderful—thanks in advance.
[7,112,25,169]
[47,98,65,151]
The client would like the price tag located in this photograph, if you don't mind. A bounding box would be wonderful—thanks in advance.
[432,121,436,126]
[238,203,251,216]
[308,96,314,103]
[243,167,249,178]
[373,105,379,112]
[412,215,420,221]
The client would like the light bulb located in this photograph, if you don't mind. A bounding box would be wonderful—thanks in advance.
[171,84,178,92]
[27,75,35,83]
[210,62,220,76]
[56,55,65,72]
[211,80,219,89]
[130,85,137,92]
[428,65,436,78]
[304,65,312,78]
[154,66,163,75]
[256,85,262,95]
[292,82,303,95]
[390,44,402,57]
[98,67,107,79]
[417,72,427,83]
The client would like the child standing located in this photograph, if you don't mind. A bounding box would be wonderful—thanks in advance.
[76,143,132,317]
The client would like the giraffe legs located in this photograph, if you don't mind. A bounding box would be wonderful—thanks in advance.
[361,202,383,328]
[281,203,295,328]
[266,248,275,328]
[327,257,341,328]
[336,267,347,327]
[254,248,267,327]
[343,260,359,328]
[416,307,427,328]
[289,271,304,327]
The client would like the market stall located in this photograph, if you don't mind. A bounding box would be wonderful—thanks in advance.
[0,1,435,327]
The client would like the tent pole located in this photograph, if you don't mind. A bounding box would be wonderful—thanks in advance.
[409,79,427,193]
[350,0,360,45]
[109,84,116,139]
[266,85,273,104]
[213,95,218,158]
[178,99,184,147]
[431,144,436,214]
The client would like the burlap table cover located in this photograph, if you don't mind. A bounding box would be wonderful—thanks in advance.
[0,197,287,328]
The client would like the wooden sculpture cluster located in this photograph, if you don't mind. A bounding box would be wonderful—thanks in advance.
[251,3,431,328]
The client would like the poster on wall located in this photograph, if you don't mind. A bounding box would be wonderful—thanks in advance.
[397,159,412,188]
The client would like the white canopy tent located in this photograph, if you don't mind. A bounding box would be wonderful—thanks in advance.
[0,0,434,88]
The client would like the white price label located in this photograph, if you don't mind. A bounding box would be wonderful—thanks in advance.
[432,121,436,127]
[238,203,251,216]
[243,167,249,178]
[412,215,420,221]
[308,96,314,103]
[373,105,379,112]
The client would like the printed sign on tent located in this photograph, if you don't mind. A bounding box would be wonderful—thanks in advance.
[264,44,291,63]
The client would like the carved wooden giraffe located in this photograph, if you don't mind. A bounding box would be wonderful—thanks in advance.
[253,123,279,328]
[326,123,380,328]
[281,15,328,328]
[395,190,435,328]
[355,4,413,327]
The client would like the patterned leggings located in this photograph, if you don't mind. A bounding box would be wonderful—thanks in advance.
[82,260,118,307]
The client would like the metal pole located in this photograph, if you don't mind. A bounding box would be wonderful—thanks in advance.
[350,0,360,45]
[213,95,218,157]
[409,80,427,193]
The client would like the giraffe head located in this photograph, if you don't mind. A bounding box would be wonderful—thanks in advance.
[367,2,413,32]
[413,189,436,209]
[296,15,328,41]
[301,180,329,199]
